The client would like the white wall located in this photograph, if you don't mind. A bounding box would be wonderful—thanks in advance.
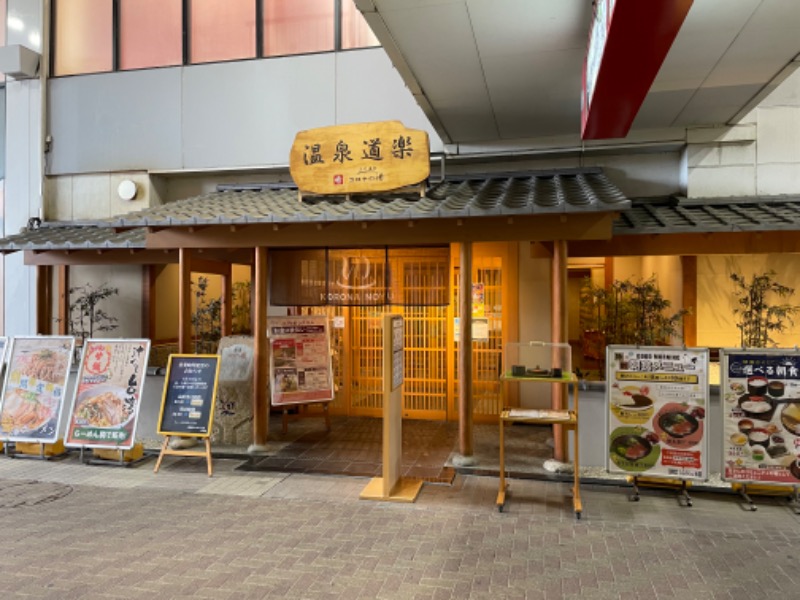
[48,49,443,175]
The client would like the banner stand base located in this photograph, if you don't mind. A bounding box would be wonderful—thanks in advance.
[360,477,423,503]
[731,483,800,513]
[627,476,693,507]
[3,440,69,461]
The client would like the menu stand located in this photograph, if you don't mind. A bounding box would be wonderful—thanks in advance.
[496,372,581,518]
[79,444,150,468]
[154,436,213,477]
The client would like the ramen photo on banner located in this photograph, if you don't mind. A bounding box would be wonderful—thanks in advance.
[65,339,151,450]
[606,346,709,481]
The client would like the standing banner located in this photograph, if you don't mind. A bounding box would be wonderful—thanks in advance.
[606,346,709,480]
[721,349,800,485]
[64,339,151,450]
[157,354,220,437]
[0,336,75,443]
[268,315,334,406]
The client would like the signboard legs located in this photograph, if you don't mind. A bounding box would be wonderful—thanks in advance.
[154,436,214,477]
[360,315,423,503]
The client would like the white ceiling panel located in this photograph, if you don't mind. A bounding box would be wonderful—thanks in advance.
[359,0,800,148]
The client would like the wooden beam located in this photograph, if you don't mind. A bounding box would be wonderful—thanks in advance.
[24,249,178,266]
[252,246,269,450]
[190,257,231,276]
[178,248,192,354]
[144,214,616,249]
[569,230,800,257]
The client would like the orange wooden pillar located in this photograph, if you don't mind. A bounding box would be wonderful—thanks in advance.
[250,246,269,451]
[178,248,193,354]
[458,241,473,459]
[681,256,697,347]
[36,265,53,335]
[551,240,568,461]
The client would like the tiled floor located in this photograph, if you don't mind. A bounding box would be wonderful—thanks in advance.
[231,415,561,485]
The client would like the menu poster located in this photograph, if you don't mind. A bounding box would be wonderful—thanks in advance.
[65,339,151,450]
[157,355,220,437]
[606,346,709,481]
[268,316,334,406]
[0,336,75,443]
[721,349,800,486]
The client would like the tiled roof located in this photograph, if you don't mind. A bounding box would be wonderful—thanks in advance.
[103,170,629,228]
[0,223,145,252]
[614,196,800,235]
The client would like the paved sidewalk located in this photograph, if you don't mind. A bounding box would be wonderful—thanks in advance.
[0,453,799,599]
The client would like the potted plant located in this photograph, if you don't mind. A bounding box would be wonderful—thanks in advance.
[64,282,120,360]
[730,270,799,348]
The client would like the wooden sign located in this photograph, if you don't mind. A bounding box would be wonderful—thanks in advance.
[65,338,151,450]
[289,120,430,195]
[154,354,221,477]
[157,354,220,437]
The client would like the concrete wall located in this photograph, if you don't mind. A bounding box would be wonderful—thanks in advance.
[686,67,800,198]
[47,49,442,176]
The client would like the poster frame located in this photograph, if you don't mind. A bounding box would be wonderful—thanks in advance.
[720,348,800,487]
[64,338,151,450]
[268,315,335,407]
[156,354,221,438]
[0,336,75,443]
[605,345,710,482]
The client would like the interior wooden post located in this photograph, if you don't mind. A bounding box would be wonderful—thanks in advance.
[458,241,473,457]
[57,265,69,335]
[36,265,53,335]
[178,248,192,354]
[221,263,233,337]
[681,255,698,347]
[251,246,269,450]
[551,239,568,462]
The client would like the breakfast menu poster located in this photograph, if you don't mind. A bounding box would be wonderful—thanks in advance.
[606,346,709,481]
[721,349,800,485]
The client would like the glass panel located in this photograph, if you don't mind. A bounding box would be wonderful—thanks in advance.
[0,0,4,84]
[53,0,113,76]
[189,0,256,64]
[119,0,182,70]
[340,0,378,50]
[263,0,334,57]
[269,249,327,306]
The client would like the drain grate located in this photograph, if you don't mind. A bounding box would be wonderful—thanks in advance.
[0,480,73,508]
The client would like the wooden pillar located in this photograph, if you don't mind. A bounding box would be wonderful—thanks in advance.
[178,248,192,354]
[57,266,69,335]
[221,263,233,337]
[36,265,53,335]
[251,246,269,451]
[551,239,568,461]
[458,241,473,457]
[681,255,698,347]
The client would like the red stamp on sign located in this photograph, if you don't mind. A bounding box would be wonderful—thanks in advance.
[333,174,344,185]
[85,344,111,375]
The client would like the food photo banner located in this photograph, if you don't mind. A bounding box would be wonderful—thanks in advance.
[65,339,151,450]
[0,336,75,443]
[721,349,800,486]
[606,346,709,481]
[268,315,334,406]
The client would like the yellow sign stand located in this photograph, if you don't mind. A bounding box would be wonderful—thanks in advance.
[360,315,423,503]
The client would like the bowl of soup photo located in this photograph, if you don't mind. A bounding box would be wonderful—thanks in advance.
[747,427,771,448]
[739,396,774,421]
[747,376,768,396]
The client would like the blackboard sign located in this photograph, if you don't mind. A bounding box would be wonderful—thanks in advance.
[157,354,220,437]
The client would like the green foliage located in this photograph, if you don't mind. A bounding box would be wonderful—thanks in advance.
[730,270,799,348]
[192,276,221,354]
[232,281,252,335]
[67,282,120,341]
[192,277,252,353]
[580,275,689,346]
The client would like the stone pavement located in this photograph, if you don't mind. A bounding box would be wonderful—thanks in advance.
[0,452,799,599]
